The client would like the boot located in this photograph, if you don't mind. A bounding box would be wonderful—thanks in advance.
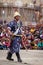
[7,52,14,61]
[16,52,22,62]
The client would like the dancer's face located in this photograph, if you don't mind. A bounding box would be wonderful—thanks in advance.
[14,16,20,21]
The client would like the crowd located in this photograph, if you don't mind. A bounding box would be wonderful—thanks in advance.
[0,23,43,50]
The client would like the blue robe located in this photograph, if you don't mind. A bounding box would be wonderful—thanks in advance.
[7,20,22,54]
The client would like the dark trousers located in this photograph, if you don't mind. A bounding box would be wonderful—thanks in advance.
[7,51,22,61]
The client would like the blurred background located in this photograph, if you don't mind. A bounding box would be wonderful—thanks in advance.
[0,0,43,25]
[0,0,43,50]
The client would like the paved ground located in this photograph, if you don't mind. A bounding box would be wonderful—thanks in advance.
[0,50,43,65]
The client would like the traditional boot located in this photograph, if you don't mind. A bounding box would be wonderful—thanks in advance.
[7,52,14,61]
[16,52,22,62]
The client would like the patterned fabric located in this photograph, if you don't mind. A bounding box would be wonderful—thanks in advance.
[7,20,22,53]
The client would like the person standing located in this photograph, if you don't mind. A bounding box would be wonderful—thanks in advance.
[6,11,22,62]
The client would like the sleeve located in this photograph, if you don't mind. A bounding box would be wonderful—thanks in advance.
[7,21,15,32]
[20,21,23,27]
[7,22,13,30]
[7,22,13,29]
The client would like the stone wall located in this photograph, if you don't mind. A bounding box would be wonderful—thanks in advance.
[0,0,41,5]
